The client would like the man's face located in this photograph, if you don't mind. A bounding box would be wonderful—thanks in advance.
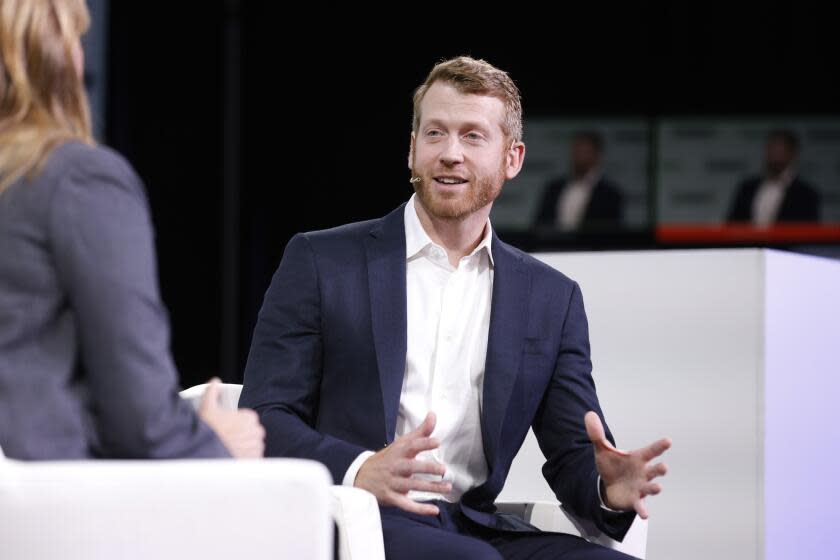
[765,137,796,177]
[409,81,524,220]
[571,138,599,178]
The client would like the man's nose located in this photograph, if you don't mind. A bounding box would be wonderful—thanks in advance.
[439,138,464,165]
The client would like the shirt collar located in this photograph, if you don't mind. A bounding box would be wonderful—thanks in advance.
[775,166,796,189]
[570,167,602,190]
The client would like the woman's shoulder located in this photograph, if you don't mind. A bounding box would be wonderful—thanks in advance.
[36,141,147,209]
[47,141,139,184]
[26,141,149,231]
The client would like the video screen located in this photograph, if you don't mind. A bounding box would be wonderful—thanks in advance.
[491,117,840,245]
[656,118,840,243]
[491,118,650,234]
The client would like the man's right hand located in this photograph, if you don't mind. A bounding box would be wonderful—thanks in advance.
[354,412,450,516]
[198,379,266,459]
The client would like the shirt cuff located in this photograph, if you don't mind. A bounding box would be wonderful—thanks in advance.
[597,475,626,513]
[342,450,375,487]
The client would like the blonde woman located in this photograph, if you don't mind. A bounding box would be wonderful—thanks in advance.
[0,0,263,460]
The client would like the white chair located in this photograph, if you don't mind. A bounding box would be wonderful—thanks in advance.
[0,449,333,560]
[180,383,386,560]
[495,427,648,558]
[188,383,647,559]
[494,500,648,559]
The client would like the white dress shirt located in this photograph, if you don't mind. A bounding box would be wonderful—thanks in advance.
[751,167,795,227]
[343,195,621,511]
[343,194,493,502]
[556,169,601,231]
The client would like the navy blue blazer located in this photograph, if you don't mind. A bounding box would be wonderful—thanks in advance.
[727,175,821,223]
[535,176,625,230]
[240,203,635,540]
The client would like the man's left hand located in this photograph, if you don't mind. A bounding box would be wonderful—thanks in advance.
[584,411,671,519]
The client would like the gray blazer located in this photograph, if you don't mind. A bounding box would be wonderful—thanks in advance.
[0,142,228,459]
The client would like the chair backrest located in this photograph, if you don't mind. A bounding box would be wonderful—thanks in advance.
[179,383,243,412]
[0,457,333,560]
[496,428,648,559]
[0,383,334,559]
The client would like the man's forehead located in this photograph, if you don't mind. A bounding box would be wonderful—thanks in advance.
[419,82,505,128]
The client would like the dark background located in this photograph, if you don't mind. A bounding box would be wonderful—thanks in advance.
[103,3,838,388]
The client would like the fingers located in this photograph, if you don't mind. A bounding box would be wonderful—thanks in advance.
[623,484,660,524]
[244,411,265,441]
[642,482,662,496]
[395,459,446,477]
[641,437,672,461]
[392,413,440,458]
[239,407,261,425]
[646,462,668,481]
[409,412,436,438]
[403,437,440,459]
[634,498,649,520]
[362,411,451,518]
[393,478,453,495]
[391,494,439,517]
[198,378,222,414]
[232,408,262,429]
[227,409,266,458]
[238,439,265,459]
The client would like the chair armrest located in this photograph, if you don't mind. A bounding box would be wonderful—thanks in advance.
[330,486,385,560]
[180,383,243,411]
[495,500,647,559]
[495,500,581,535]
[179,385,388,559]
[0,457,332,560]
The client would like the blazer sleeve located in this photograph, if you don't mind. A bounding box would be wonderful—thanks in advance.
[800,181,821,221]
[727,180,754,222]
[531,282,636,541]
[239,233,368,483]
[48,149,228,459]
[535,179,563,227]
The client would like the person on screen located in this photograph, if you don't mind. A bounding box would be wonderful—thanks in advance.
[535,131,625,231]
[727,129,821,226]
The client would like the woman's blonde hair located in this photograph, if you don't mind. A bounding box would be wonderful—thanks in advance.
[0,0,92,192]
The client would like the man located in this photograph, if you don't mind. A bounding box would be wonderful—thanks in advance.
[241,56,670,559]
[535,131,625,231]
[727,129,821,225]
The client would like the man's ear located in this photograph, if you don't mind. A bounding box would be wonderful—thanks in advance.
[505,141,526,180]
[408,132,416,170]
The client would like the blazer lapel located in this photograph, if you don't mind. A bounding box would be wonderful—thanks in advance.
[365,205,408,444]
[482,235,531,471]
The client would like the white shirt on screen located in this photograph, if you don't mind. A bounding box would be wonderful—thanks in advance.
[556,168,601,231]
[751,166,795,227]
